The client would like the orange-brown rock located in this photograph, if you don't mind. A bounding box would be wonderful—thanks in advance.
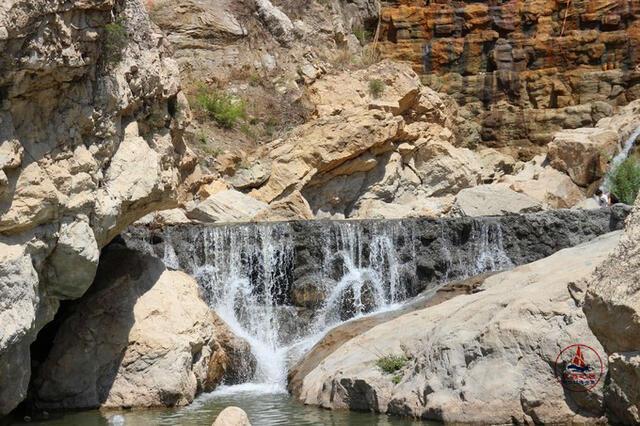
[377,0,640,158]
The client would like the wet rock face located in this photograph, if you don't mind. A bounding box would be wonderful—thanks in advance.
[0,0,192,415]
[124,206,630,317]
[378,0,640,157]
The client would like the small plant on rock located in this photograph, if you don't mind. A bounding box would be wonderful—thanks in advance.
[610,157,640,205]
[368,79,385,99]
[376,354,407,385]
[195,87,247,129]
[376,354,407,374]
[103,19,128,66]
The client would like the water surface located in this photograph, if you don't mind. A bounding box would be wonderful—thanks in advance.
[19,387,424,426]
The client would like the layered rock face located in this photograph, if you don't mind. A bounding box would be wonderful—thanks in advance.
[378,0,640,158]
[30,246,253,409]
[292,232,622,423]
[584,198,640,423]
[0,0,192,415]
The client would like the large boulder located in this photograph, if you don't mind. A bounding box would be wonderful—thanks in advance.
[584,198,640,423]
[293,232,621,423]
[0,0,193,414]
[452,184,543,217]
[548,128,619,187]
[31,246,254,409]
[186,190,268,223]
[501,155,586,209]
[213,406,252,426]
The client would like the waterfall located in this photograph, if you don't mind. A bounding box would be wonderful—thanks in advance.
[125,218,518,394]
[599,124,640,198]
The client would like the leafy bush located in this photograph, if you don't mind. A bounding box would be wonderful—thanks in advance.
[196,88,247,129]
[368,79,385,99]
[103,20,128,66]
[610,157,640,205]
[376,354,407,374]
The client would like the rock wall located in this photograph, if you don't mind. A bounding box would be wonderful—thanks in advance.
[378,0,640,158]
[584,196,640,423]
[0,0,193,415]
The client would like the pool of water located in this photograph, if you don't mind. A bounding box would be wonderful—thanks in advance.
[16,386,426,426]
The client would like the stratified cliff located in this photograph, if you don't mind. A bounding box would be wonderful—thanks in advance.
[378,0,640,159]
[0,0,193,415]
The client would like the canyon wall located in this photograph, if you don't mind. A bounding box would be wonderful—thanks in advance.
[378,0,640,158]
[0,0,193,415]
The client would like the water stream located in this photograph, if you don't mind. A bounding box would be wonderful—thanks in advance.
[128,220,515,396]
[599,124,640,202]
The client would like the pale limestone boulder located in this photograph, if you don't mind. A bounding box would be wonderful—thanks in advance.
[254,0,294,45]
[295,233,621,423]
[452,184,543,217]
[213,406,252,426]
[252,190,313,221]
[584,198,640,423]
[548,128,619,187]
[227,161,271,190]
[478,148,517,182]
[32,247,249,409]
[250,110,405,203]
[501,155,586,209]
[44,217,100,300]
[309,60,422,117]
[187,190,268,223]
[411,140,483,197]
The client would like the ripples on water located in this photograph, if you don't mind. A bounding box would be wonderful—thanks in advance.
[20,387,425,426]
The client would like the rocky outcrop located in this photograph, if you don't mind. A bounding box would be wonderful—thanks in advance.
[243,61,489,219]
[292,232,622,423]
[0,0,192,415]
[378,0,640,156]
[30,246,254,409]
[584,198,640,423]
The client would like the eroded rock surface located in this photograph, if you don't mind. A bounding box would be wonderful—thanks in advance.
[585,197,640,423]
[0,0,192,415]
[378,0,640,156]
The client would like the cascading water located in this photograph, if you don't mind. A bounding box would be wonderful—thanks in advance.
[598,124,640,203]
[127,218,517,394]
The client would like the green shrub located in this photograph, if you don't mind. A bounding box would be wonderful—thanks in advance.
[610,157,640,205]
[103,20,128,65]
[196,88,246,129]
[376,354,408,374]
[368,79,385,99]
[353,26,372,45]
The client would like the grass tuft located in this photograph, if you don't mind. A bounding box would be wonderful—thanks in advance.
[195,88,247,129]
[368,79,385,99]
